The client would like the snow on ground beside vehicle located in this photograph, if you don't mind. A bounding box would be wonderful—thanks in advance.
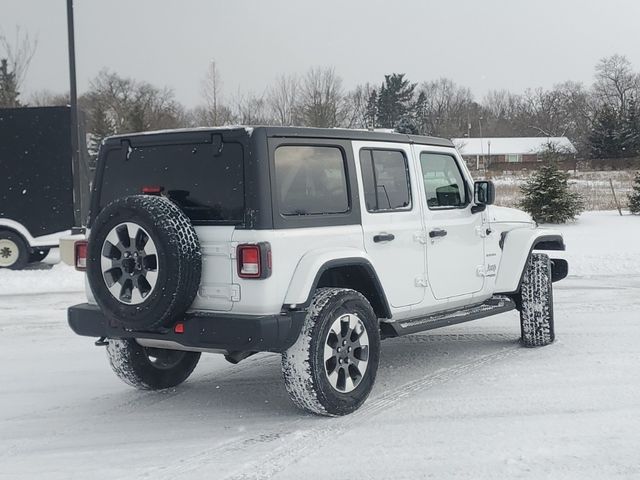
[0,263,83,296]
[0,211,639,479]
[542,210,640,277]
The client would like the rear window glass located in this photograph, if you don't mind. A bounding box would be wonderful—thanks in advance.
[99,141,244,224]
[274,145,349,215]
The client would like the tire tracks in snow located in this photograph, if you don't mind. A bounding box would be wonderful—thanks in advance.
[1,353,280,460]
[149,342,520,480]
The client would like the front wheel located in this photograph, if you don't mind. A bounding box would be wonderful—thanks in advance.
[106,338,201,390]
[282,288,380,416]
[519,253,555,347]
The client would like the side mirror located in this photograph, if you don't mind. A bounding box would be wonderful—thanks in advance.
[474,180,495,205]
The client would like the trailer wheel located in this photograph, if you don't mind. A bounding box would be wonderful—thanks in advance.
[0,231,29,270]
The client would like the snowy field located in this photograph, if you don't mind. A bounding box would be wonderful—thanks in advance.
[0,211,639,479]
[480,170,636,211]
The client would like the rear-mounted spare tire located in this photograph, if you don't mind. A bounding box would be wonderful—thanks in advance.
[87,195,201,331]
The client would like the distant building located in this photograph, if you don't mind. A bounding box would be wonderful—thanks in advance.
[452,137,577,169]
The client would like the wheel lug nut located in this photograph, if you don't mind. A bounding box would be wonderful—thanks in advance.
[338,358,343,364]
[342,340,347,346]
[337,347,341,353]
[348,347,352,352]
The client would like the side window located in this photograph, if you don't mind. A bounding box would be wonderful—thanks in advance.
[419,152,468,209]
[359,149,411,212]
[275,145,349,215]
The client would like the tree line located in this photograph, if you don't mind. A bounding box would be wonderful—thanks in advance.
[1,28,639,162]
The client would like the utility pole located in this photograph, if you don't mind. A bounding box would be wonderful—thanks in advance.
[66,0,82,227]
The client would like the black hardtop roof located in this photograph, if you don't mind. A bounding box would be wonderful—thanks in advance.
[105,125,454,148]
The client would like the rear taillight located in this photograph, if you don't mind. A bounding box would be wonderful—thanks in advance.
[237,243,271,279]
[75,241,88,271]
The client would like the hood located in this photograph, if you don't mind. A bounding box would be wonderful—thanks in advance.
[487,205,534,225]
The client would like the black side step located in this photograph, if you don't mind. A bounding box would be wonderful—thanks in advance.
[384,296,516,337]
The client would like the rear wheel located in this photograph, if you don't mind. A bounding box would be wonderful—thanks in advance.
[0,231,29,270]
[282,288,380,416]
[106,338,201,390]
[520,253,555,347]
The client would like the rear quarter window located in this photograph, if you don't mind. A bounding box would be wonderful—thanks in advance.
[274,145,349,216]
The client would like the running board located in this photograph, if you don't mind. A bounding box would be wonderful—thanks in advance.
[383,296,516,337]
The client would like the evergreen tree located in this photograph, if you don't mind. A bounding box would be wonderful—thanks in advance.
[375,74,417,129]
[365,89,378,129]
[0,58,20,107]
[619,96,640,157]
[519,162,584,223]
[87,99,115,156]
[589,105,621,159]
[628,171,640,214]
[395,116,419,134]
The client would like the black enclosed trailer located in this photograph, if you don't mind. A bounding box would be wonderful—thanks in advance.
[0,106,91,269]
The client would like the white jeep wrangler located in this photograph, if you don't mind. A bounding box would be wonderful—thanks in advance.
[68,126,568,416]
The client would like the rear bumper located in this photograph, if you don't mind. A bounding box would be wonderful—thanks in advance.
[68,303,306,353]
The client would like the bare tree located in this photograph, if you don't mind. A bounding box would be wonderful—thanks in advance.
[200,61,230,126]
[267,74,299,125]
[343,83,376,129]
[297,67,345,128]
[28,89,69,107]
[593,54,640,113]
[82,70,187,154]
[418,78,474,137]
[232,89,272,125]
[0,26,38,107]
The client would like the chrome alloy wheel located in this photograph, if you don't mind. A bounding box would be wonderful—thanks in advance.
[323,313,370,393]
[0,239,19,267]
[100,222,159,305]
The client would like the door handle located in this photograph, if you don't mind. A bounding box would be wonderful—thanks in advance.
[373,233,395,243]
[429,228,448,239]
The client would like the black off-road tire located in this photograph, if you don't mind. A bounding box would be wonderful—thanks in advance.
[29,248,50,263]
[282,288,381,416]
[0,230,29,270]
[520,252,555,347]
[106,338,201,390]
[87,195,201,331]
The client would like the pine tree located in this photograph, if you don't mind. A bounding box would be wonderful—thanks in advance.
[628,172,640,214]
[519,162,585,223]
[620,96,640,157]
[365,89,378,129]
[0,58,20,107]
[375,73,417,129]
[589,105,621,159]
[87,98,115,156]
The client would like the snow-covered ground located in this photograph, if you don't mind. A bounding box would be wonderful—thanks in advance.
[0,211,639,479]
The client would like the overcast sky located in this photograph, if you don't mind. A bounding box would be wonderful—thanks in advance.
[2,0,640,107]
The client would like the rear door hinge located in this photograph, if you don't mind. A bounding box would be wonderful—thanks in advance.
[415,276,428,287]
